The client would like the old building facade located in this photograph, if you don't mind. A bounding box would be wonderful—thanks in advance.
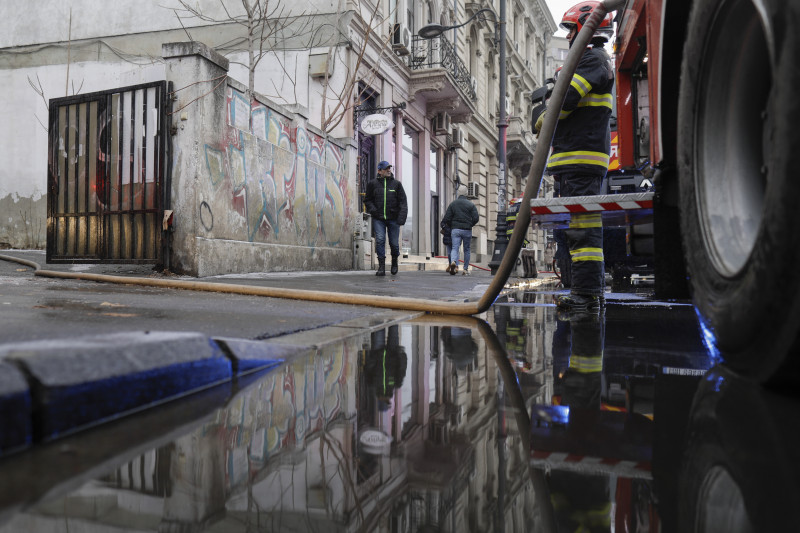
[0,0,556,274]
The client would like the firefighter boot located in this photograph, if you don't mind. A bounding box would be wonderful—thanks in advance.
[391,255,399,275]
[554,293,600,312]
[376,258,386,276]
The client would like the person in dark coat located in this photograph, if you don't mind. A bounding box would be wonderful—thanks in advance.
[363,325,407,411]
[440,218,452,269]
[442,183,479,276]
[364,161,408,276]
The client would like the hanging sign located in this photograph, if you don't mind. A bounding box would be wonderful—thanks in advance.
[360,429,393,455]
[360,114,394,135]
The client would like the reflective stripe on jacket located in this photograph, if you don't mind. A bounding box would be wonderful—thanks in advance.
[547,45,614,177]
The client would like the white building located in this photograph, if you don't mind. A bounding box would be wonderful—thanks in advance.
[0,0,557,274]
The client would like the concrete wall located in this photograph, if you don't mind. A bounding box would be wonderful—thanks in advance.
[165,42,356,276]
[0,1,353,253]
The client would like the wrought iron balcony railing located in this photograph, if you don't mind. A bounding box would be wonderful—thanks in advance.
[407,35,477,101]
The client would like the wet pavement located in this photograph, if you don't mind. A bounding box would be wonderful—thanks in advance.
[2,278,797,531]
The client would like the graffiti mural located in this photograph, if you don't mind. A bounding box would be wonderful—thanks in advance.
[199,86,352,250]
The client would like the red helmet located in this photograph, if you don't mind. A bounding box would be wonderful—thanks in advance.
[560,1,614,37]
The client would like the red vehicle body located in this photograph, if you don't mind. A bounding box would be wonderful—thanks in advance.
[611,0,800,383]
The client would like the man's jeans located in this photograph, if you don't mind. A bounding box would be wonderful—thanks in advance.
[373,218,400,259]
[450,228,473,271]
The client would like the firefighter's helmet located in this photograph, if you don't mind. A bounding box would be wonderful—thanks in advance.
[560,1,614,38]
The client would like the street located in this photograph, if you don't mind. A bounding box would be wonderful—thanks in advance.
[1,251,798,531]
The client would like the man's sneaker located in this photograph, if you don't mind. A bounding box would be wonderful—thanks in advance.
[462,269,470,276]
[449,262,457,275]
[554,293,600,311]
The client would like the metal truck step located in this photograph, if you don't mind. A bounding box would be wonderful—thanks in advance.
[530,191,654,229]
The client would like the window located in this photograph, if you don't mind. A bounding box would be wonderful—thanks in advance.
[402,124,419,253]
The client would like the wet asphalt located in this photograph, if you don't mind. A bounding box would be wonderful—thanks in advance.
[1,250,799,531]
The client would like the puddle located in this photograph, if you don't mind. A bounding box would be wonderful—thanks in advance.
[0,292,796,532]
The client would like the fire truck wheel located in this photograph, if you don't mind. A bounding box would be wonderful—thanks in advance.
[676,366,799,532]
[677,0,800,382]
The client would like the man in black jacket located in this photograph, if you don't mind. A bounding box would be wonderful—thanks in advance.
[443,183,480,276]
[364,161,408,276]
[536,1,615,310]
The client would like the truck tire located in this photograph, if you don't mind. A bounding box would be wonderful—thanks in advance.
[676,366,800,532]
[677,0,800,382]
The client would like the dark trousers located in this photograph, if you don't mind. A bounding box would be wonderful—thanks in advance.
[560,173,605,296]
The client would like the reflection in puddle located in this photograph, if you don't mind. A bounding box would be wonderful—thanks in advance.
[1,292,768,532]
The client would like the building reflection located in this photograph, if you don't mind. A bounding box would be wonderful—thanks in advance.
[3,319,544,532]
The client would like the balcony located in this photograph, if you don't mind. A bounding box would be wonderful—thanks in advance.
[506,115,537,176]
[406,35,477,123]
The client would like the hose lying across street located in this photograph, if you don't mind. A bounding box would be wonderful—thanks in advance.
[0,1,619,317]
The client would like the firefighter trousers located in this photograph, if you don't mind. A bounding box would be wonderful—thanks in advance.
[560,173,605,296]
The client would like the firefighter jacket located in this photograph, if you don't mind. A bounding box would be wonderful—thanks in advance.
[547,45,615,177]
[443,196,479,230]
[365,175,408,224]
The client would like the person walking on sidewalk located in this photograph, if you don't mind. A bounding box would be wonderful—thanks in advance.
[440,218,452,269]
[535,0,615,310]
[443,183,479,276]
[365,161,408,276]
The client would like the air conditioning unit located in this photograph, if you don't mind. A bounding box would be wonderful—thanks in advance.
[392,24,411,56]
[467,182,479,199]
[433,112,451,135]
[308,52,332,78]
[448,126,463,149]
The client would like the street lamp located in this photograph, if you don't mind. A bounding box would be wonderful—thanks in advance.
[418,1,508,275]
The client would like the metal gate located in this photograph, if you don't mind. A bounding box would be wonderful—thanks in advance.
[47,81,169,264]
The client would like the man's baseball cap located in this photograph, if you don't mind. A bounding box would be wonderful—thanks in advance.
[377,161,392,170]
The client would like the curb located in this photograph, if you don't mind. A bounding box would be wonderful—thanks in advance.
[0,331,287,455]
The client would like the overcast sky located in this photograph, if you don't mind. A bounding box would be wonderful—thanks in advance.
[545,0,574,36]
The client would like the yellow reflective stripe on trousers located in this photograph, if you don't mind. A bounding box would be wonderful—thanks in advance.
[569,213,603,229]
[569,355,603,373]
[570,73,591,98]
[548,150,610,168]
[570,247,604,261]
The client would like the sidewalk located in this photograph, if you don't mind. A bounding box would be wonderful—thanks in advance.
[0,250,552,454]
[1,250,508,301]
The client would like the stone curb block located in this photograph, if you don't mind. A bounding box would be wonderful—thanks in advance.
[0,332,232,442]
[0,361,32,454]
[213,337,300,375]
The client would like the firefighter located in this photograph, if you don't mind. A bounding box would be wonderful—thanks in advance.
[550,308,610,532]
[536,1,615,311]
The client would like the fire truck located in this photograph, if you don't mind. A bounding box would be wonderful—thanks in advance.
[531,0,800,385]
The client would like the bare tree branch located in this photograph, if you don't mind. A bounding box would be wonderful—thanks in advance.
[170,0,394,136]
[173,9,194,41]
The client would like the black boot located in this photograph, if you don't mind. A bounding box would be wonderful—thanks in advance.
[554,293,600,312]
[376,258,386,276]
[391,255,399,275]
